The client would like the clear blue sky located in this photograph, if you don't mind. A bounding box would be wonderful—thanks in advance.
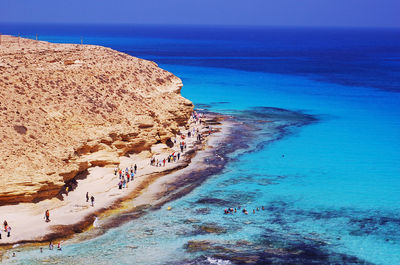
[2,0,399,28]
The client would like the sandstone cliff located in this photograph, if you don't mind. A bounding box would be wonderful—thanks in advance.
[0,35,193,205]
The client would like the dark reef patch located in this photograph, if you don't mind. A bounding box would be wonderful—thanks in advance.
[180,232,373,265]
[196,198,231,206]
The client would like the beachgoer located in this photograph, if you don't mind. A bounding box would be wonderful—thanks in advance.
[91,196,94,207]
[118,181,122,189]
[134,164,137,174]
[65,186,69,196]
[49,241,54,250]
[40,247,43,253]
[12,252,15,257]
[45,209,50,222]
[3,220,7,231]
[57,242,62,251]
[86,192,89,202]
[163,159,166,167]
[131,172,134,181]
[178,153,180,160]
[253,209,255,214]
[114,167,118,175]
[7,226,11,237]
[0,227,2,239]
[262,206,265,210]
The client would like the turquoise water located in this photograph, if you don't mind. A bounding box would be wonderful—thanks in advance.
[1,25,400,264]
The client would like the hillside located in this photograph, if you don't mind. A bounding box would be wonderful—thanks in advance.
[0,35,193,205]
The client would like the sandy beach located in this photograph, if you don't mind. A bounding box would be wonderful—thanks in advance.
[0,112,228,248]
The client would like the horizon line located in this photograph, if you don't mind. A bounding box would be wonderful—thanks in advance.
[0,21,399,30]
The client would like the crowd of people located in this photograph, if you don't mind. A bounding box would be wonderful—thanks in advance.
[115,164,137,189]
[224,206,265,215]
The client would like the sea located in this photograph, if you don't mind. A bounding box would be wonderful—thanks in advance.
[1,24,399,264]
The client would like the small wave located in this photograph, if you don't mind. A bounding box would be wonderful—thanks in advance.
[93,217,100,228]
[206,256,231,265]
[12,244,20,248]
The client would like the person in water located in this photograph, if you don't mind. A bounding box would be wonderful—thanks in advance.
[49,241,54,250]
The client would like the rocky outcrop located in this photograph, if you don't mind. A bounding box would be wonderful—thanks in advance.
[0,35,193,205]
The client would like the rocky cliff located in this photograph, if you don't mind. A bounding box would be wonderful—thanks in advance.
[0,35,193,205]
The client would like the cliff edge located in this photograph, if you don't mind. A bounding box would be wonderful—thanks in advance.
[0,35,193,205]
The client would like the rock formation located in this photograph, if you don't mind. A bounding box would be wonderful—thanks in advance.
[0,35,193,205]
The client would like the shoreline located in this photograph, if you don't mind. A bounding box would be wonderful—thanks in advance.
[0,112,230,251]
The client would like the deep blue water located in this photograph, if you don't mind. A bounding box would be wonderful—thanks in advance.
[1,24,400,264]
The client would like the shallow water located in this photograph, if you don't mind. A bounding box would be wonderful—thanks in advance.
[1,24,399,264]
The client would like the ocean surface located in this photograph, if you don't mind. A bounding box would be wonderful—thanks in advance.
[1,24,400,264]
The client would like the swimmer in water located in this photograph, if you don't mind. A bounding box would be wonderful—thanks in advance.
[253,209,255,214]
[262,206,265,210]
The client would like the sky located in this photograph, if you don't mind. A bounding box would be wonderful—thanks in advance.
[1,0,399,28]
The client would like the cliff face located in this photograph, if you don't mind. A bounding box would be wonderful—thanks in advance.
[0,35,193,205]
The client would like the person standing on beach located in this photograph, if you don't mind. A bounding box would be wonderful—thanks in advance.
[7,226,11,237]
[45,209,50,222]
[86,192,89,202]
[3,220,7,231]
[134,164,137,174]
[0,226,2,239]
[91,196,95,207]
